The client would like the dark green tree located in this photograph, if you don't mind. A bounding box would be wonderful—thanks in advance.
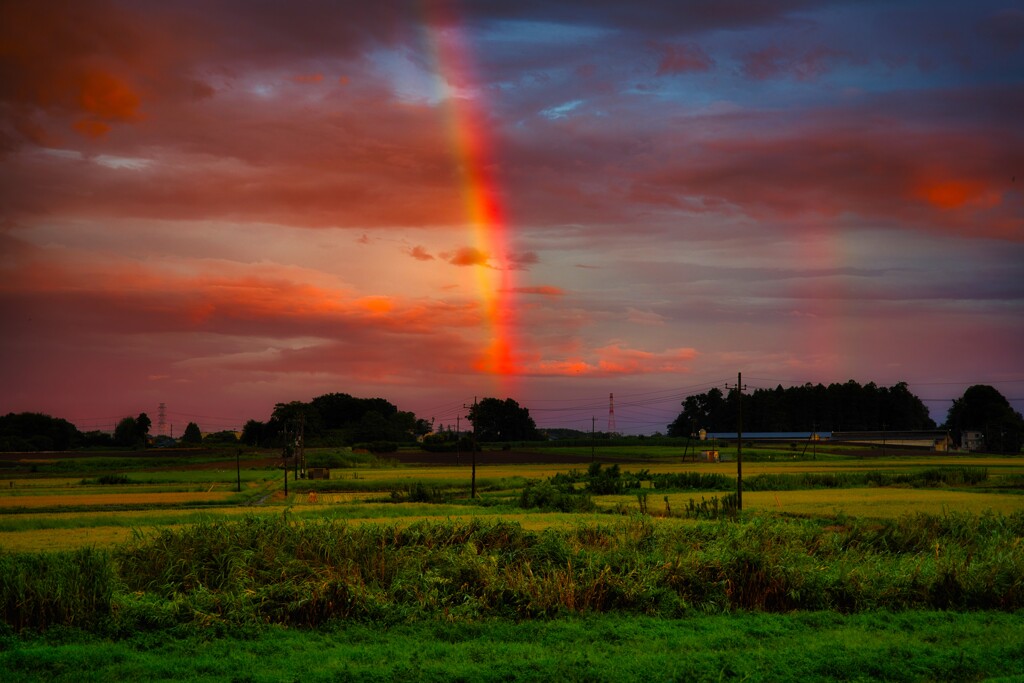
[271,401,323,438]
[0,412,82,451]
[946,385,1023,453]
[114,413,151,449]
[181,422,202,444]
[667,388,728,436]
[241,419,264,446]
[203,430,239,444]
[136,413,152,438]
[467,398,542,442]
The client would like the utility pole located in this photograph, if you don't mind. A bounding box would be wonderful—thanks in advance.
[456,414,461,466]
[607,393,617,435]
[726,372,747,510]
[296,413,305,479]
[282,425,292,497]
[591,416,596,462]
[463,398,478,498]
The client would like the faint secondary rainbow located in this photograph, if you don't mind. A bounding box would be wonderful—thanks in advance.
[422,6,519,388]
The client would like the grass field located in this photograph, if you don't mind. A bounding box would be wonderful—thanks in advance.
[4,612,1023,682]
[0,445,1022,681]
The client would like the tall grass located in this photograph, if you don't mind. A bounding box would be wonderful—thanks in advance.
[110,511,1024,628]
[4,511,1022,632]
[0,548,113,631]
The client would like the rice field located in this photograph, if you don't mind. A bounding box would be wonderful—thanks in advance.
[0,490,239,509]
[600,489,1024,518]
[0,448,1021,553]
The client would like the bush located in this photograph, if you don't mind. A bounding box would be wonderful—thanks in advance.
[390,482,449,503]
[80,474,131,485]
[519,481,597,513]
[585,463,626,495]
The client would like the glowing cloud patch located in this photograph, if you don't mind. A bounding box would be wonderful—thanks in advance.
[359,296,394,314]
[915,178,1001,210]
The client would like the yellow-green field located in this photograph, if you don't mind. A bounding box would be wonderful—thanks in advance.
[0,448,1021,553]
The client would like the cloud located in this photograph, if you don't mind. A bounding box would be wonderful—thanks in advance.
[631,106,1024,241]
[655,42,714,75]
[520,344,698,377]
[508,251,540,270]
[626,308,666,326]
[741,45,840,81]
[446,247,490,267]
[508,286,564,297]
[408,245,435,261]
[977,8,1024,54]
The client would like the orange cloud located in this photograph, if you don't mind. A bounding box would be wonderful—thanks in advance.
[508,286,564,297]
[408,245,435,261]
[513,344,698,377]
[447,247,489,267]
[293,73,324,84]
[78,69,142,122]
[914,177,1001,210]
[359,296,394,314]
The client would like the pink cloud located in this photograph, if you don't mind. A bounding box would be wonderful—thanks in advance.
[633,116,1023,240]
[741,45,840,81]
[655,42,715,75]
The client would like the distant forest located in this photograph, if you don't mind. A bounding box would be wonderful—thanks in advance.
[667,381,935,436]
[2,382,1020,453]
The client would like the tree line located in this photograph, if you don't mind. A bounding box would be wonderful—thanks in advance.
[237,393,433,449]
[666,381,1022,454]
[2,382,1019,453]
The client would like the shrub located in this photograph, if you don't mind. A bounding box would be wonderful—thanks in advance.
[519,481,597,513]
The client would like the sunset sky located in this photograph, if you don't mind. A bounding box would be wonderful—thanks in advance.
[2,0,1022,435]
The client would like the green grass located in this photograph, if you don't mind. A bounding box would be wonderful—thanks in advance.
[2,611,1023,682]
[8,512,1010,632]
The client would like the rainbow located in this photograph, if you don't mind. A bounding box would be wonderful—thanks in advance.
[423,8,519,389]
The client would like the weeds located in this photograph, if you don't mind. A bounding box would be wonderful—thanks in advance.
[4,511,1022,633]
[683,494,739,520]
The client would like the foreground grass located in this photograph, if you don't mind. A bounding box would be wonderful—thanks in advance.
[2,611,1022,682]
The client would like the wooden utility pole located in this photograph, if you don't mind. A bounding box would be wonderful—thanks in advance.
[727,372,747,510]
[591,416,596,462]
[456,414,461,466]
[464,398,478,498]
